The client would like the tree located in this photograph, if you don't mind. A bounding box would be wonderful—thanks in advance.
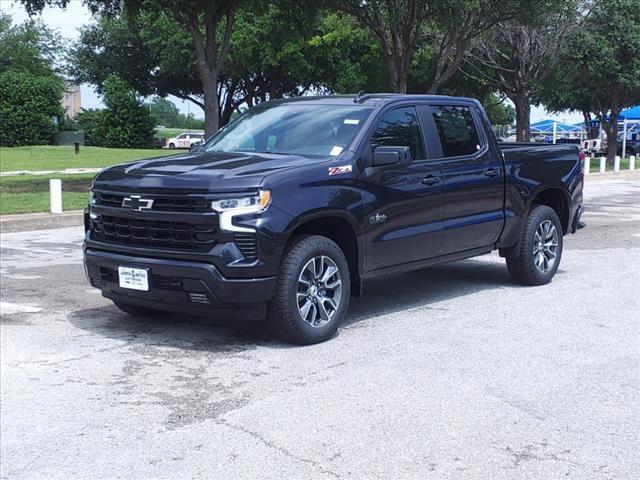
[309,12,387,94]
[463,0,584,141]
[0,12,62,76]
[337,0,430,93]
[336,0,521,94]
[20,0,241,135]
[69,12,202,107]
[100,74,155,148]
[537,0,640,161]
[0,70,64,146]
[0,14,64,146]
[147,97,182,127]
[74,108,106,146]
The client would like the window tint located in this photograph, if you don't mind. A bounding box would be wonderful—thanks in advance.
[432,106,481,157]
[371,107,426,159]
[205,104,372,156]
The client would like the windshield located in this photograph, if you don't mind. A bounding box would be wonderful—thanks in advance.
[204,103,373,156]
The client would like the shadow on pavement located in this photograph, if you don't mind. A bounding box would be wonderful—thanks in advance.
[69,257,514,352]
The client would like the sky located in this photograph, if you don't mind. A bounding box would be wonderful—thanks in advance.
[2,0,584,125]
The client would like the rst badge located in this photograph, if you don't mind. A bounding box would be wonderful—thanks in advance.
[122,195,154,211]
[369,213,387,224]
[328,165,353,176]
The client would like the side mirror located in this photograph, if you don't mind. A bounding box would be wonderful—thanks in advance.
[372,146,412,167]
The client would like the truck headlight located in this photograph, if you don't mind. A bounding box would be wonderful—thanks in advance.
[212,190,271,232]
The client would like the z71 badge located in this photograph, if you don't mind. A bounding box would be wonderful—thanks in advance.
[328,165,353,176]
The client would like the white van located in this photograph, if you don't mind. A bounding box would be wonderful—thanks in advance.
[166,132,205,149]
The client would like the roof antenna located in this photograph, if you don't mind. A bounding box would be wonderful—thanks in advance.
[354,91,369,104]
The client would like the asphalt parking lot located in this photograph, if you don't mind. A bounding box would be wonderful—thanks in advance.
[1,174,639,480]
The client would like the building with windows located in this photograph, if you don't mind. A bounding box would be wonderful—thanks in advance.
[61,85,82,118]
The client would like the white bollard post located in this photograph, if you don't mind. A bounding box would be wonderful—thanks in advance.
[630,155,636,171]
[614,155,620,172]
[50,179,62,214]
[584,156,590,175]
[600,156,606,173]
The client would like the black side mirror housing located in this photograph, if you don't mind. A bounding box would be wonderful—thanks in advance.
[372,146,412,167]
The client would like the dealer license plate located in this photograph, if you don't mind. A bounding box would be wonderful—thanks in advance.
[118,267,150,291]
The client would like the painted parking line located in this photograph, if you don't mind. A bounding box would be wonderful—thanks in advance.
[0,302,42,315]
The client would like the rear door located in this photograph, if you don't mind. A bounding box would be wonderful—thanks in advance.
[424,104,504,253]
[363,105,444,271]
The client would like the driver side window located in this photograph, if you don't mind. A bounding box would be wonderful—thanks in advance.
[371,106,426,160]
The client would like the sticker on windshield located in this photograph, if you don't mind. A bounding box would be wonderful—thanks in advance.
[343,119,360,125]
[328,165,352,176]
[329,146,344,156]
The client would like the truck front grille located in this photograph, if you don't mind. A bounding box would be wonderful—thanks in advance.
[91,214,217,252]
[95,192,210,213]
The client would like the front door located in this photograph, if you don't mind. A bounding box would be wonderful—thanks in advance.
[362,105,444,271]
[425,104,504,253]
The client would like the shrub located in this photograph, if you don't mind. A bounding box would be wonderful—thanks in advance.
[0,70,64,146]
[100,74,155,148]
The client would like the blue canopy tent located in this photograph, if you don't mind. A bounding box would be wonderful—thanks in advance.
[530,119,583,143]
[618,106,640,157]
[618,105,640,120]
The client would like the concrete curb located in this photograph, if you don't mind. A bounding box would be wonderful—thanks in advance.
[585,170,640,180]
[0,210,85,233]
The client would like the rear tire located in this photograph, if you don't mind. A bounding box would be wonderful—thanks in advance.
[506,205,563,285]
[268,235,351,345]
[113,300,160,318]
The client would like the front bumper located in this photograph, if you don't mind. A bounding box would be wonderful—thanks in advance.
[84,248,276,314]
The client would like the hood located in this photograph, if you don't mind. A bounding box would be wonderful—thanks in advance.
[93,150,324,193]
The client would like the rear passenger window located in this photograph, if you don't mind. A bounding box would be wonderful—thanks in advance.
[371,107,426,160]
[432,106,482,157]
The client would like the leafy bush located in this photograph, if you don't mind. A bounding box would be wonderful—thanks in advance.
[0,70,64,146]
[74,108,106,146]
[100,74,155,148]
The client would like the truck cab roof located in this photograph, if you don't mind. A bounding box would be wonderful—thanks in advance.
[262,94,483,109]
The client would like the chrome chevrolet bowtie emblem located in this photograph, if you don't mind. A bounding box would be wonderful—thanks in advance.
[122,195,154,211]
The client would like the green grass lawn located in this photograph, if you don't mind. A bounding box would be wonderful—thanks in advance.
[0,145,177,172]
[0,173,94,214]
[588,156,637,172]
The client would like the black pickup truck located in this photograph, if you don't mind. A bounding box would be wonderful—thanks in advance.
[84,94,584,344]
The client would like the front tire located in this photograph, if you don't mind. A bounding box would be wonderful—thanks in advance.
[268,235,351,344]
[168,143,176,149]
[506,205,563,285]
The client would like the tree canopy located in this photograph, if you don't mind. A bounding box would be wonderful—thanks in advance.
[536,0,640,160]
[0,13,64,146]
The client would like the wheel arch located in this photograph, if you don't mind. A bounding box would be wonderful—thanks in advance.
[501,186,570,259]
[528,187,571,234]
[284,212,363,297]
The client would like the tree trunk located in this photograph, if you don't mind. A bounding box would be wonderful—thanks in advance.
[604,125,618,164]
[385,55,407,93]
[201,72,219,136]
[513,95,531,142]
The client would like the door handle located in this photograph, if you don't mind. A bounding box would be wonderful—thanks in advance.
[483,168,500,177]
[421,175,442,186]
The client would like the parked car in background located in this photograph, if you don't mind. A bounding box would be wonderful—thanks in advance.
[151,137,167,149]
[166,132,205,149]
[84,94,585,345]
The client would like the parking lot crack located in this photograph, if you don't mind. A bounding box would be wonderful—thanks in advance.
[221,420,341,478]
